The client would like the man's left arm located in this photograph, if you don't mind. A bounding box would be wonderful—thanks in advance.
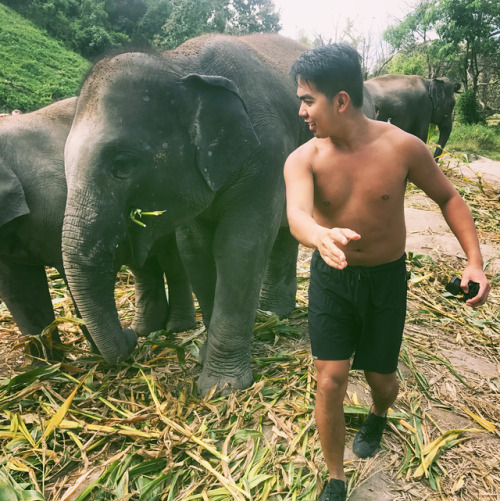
[407,138,491,306]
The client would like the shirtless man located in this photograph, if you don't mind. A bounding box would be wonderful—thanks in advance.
[284,44,490,501]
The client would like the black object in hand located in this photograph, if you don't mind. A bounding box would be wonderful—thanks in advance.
[445,276,480,301]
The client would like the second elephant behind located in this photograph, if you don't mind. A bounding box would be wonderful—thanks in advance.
[365,74,460,158]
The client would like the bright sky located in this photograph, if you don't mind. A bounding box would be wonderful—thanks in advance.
[273,0,415,41]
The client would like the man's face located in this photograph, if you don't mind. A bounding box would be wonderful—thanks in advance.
[296,78,337,138]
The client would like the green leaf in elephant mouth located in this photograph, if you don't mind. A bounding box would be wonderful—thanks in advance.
[129,208,166,228]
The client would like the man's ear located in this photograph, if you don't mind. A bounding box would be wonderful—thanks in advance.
[337,91,351,112]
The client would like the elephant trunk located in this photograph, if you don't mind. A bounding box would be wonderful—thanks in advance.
[62,190,137,363]
[434,119,453,159]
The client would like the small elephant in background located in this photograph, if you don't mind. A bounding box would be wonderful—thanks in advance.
[364,74,460,158]
[0,98,196,359]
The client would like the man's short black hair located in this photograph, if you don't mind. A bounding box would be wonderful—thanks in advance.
[290,43,364,108]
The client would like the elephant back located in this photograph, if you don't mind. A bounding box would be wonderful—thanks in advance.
[236,34,307,78]
[365,74,431,127]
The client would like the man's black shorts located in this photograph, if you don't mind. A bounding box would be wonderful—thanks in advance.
[308,251,407,374]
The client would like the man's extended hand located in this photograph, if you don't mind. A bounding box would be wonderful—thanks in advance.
[462,265,491,307]
[316,227,361,269]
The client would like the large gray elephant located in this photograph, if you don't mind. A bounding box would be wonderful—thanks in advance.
[364,74,459,158]
[0,98,196,359]
[63,35,298,394]
[62,34,377,394]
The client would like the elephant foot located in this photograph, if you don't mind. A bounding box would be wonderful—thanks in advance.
[132,309,196,336]
[101,328,137,364]
[197,363,254,397]
[132,317,166,337]
[259,296,296,317]
[121,327,138,356]
[166,311,197,333]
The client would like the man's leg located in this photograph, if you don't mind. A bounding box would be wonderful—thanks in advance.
[315,359,351,481]
[352,370,399,458]
[364,370,399,416]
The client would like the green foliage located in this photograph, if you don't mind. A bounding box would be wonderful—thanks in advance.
[0,4,89,113]
[383,1,436,53]
[455,90,483,125]
[2,0,138,57]
[154,0,281,49]
[0,466,45,501]
[4,0,282,56]
[432,0,500,90]
[104,0,148,38]
[154,0,227,49]
[135,0,173,44]
[0,0,282,112]
[450,124,500,160]
[382,0,500,111]
[386,53,427,76]
[225,0,281,35]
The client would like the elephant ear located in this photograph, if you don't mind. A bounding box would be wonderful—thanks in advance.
[0,160,30,228]
[181,74,261,191]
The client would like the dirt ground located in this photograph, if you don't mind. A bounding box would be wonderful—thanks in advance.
[405,155,499,275]
[0,155,498,500]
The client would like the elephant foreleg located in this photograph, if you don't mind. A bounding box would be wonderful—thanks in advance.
[175,221,217,331]
[155,235,196,333]
[128,258,168,337]
[194,216,277,396]
[175,219,218,369]
[197,240,270,395]
[259,226,298,316]
[0,259,62,358]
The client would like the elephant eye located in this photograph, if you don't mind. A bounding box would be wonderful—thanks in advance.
[111,153,139,179]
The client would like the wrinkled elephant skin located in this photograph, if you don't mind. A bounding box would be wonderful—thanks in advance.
[62,34,327,395]
[365,74,458,158]
[0,99,195,360]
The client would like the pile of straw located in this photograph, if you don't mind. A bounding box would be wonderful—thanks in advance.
[0,154,498,500]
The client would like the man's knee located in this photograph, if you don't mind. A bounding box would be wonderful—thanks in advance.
[365,371,399,398]
[315,359,350,397]
[317,374,348,396]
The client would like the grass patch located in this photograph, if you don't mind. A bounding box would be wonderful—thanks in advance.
[429,120,500,161]
[0,4,89,112]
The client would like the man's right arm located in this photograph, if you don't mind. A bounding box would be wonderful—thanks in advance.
[284,150,360,269]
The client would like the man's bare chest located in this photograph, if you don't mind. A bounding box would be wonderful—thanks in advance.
[312,160,408,213]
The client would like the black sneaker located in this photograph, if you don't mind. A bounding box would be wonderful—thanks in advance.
[352,411,387,458]
[318,478,347,501]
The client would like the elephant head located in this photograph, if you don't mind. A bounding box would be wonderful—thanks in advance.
[429,77,457,158]
[62,52,260,364]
